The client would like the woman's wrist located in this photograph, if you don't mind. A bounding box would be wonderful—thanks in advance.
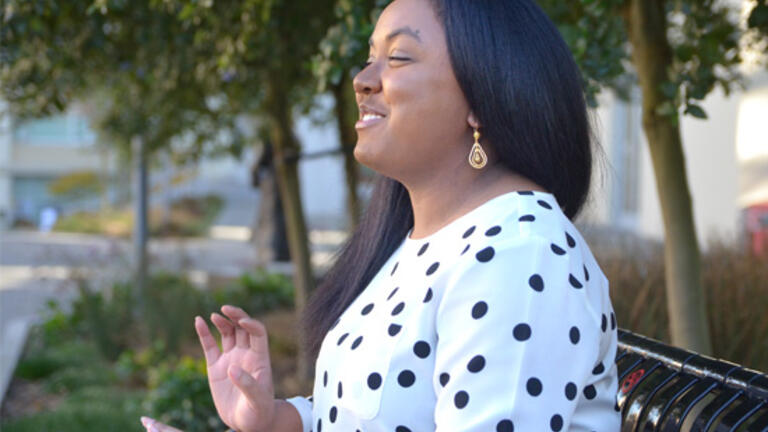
[262,398,302,432]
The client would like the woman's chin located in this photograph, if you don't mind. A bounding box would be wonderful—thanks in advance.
[353,142,379,168]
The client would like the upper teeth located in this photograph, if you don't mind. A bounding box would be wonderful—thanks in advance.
[362,113,384,121]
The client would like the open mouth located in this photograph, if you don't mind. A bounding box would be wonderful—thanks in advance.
[355,113,386,129]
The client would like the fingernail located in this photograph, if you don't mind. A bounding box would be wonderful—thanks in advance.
[140,416,152,427]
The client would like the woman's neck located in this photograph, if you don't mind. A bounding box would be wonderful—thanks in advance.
[404,164,546,240]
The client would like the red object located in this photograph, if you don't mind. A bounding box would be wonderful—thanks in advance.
[745,203,768,256]
[620,368,646,395]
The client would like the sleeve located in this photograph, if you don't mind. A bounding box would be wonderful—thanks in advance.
[285,394,313,432]
[433,235,602,431]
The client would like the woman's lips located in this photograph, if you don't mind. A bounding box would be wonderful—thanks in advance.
[355,115,386,129]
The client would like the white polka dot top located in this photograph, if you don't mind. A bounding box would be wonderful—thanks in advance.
[286,190,621,432]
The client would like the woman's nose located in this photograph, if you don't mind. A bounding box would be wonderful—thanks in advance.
[353,64,381,94]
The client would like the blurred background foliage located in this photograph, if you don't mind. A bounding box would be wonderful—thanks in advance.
[2,269,295,431]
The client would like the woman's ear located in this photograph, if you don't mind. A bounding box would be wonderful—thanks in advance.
[467,112,482,130]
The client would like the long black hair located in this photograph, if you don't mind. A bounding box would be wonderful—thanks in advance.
[302,0,595,363]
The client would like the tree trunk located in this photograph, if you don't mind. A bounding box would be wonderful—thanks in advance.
[264,79,315,381]
[131,134,148,320]
[331,77,361,230]
[623,0,712,354]
[251,145,291,264]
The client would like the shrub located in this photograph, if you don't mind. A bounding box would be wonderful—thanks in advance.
[213,269,294,315]
[48,171,104,200]
[143,356,226,432]
[593,232,768,372]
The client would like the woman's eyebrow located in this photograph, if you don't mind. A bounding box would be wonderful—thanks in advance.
[369,26,422,47]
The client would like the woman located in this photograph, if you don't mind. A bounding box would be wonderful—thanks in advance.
[141,0,621,430]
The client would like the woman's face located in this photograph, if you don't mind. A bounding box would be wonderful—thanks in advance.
[352,0,474,183]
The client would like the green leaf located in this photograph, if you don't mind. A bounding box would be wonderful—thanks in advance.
[684,103,708,119]
[748,3,768,30]
[660,81,678,99]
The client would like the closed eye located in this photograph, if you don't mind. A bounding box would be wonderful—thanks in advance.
[362,56,410,68]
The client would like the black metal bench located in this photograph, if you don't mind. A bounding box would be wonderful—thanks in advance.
[616,329,768,431]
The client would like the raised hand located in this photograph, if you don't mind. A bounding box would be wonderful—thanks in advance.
[194,305,277,432]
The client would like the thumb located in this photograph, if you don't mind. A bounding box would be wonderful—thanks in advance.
[228,364,268,403]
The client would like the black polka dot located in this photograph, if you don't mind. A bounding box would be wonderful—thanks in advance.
[538,200,552,209]
[413,341,431,358]
[462,226,476,238]
[337,333,349,345]
[351,335,363,350]
[461,244,470,255]
[317,418,322,432]
[439,372,450,386]
[361,303,374,315]
[592,362,605,375]
[601,314,607,332]
[367,372,382,390]
[337,381,343,398]
[467,355,486,372]
[476,246,495,262]
[513,323,531,341]
[496,419,514,432]
[550,414,563,431]
[329,406,337,423]
[423,288,433,302]
[485,225,501,236]
[323,370,328,386]
[518,190,534,195]
[519,214,536,222]
[526,377,542,396]
[584,265,590,281]
[566,232,576,248]
[611,312,616,330]
[426,262,440,275]
[418,242,429,256]
[391,301,405,315]
[388,323,402,336]
[583,384,597,399]
[551,244,566,255]
[569,326,580,344]
[391,262,399,276]
[471,301,488,319]
[569,274,583,289]
[565,382,577,400]
[529,274,544,292]
[387,287,399,300]
[398,370,415,387]
[454,390,469,408]
[396,426,411,432]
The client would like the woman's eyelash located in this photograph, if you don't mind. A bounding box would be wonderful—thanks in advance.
[362,57,409,68]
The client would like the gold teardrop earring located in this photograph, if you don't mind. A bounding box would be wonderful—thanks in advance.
[468,127,488,169]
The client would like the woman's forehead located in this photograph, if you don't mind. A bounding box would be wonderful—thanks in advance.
[371,0,442,47]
